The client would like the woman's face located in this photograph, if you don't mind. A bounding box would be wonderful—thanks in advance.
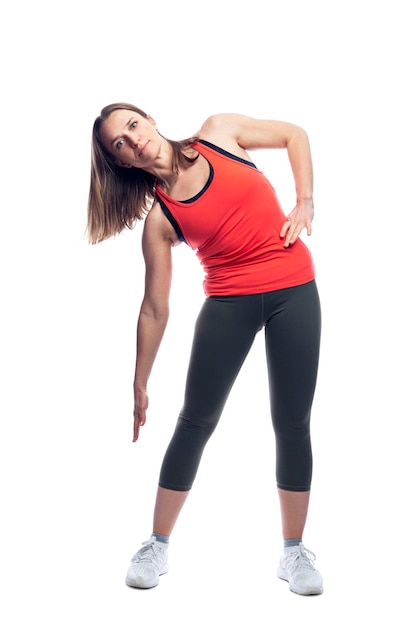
[99,109,161,169]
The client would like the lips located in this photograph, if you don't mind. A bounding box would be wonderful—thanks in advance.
[138,140,149,157]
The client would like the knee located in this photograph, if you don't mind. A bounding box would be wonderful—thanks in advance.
[177,411,218,440]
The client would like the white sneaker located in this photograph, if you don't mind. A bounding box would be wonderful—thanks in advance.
[126,538,169,589]
[277,542,323,595]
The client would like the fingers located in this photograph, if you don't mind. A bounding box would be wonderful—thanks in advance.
[280,220,299,247]
[280,219,312,247]
[132,411,146,442]
[132,387,149,442]
[280,220,292,247]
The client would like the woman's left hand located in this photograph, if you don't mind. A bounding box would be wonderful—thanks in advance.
[280,198,314,248]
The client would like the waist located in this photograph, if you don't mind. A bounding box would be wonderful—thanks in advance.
[201,251,315,296]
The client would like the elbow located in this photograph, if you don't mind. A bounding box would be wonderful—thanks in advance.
[287,125,309,146]
[140,302,170,324]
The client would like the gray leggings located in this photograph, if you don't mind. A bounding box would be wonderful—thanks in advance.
[159,280,321,492]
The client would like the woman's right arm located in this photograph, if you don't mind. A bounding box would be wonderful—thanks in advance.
[132,205,177,442]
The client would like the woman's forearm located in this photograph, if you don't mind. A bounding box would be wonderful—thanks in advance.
[134,310,169,390]
[286,127,313,202]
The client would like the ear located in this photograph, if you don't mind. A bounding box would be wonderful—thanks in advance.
[115,160,132,168]
[146,114,157,129]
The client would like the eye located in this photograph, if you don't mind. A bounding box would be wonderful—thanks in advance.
[116,139,125,150]
[131,121,137,129]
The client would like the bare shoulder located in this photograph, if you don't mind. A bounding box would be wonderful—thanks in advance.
[143,202,180,248]
[198,113,255,159]
[199,113,247,140]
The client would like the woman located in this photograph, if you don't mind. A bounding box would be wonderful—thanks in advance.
[87,103,323,595]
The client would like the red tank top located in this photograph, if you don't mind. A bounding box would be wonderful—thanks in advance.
[156,140,315,296]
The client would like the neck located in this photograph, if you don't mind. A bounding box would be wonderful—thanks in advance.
[157,171,178,192]
[142,138,178,188]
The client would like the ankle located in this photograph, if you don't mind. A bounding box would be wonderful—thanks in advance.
[151,532,170,545]
[283,538,302,550]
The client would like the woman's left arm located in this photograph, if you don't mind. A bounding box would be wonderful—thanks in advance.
[275,122,314,248]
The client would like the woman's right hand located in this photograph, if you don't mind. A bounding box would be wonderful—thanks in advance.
[133,386,148,442]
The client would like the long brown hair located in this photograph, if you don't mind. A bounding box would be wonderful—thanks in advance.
[87,103,198,244]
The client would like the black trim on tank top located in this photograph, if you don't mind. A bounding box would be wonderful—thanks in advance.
[156,194,187,244]
[197,139,257,168]
[181,161,214,204]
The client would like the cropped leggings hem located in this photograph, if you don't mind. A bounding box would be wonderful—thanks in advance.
[158,280,321,492]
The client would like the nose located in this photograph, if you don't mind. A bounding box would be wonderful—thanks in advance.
[127,134,139,148]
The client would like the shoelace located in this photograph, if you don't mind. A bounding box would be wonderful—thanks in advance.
[131,540,163,564]
[286,545,317,573]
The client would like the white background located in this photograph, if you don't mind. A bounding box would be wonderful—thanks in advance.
[1,0,416,623]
